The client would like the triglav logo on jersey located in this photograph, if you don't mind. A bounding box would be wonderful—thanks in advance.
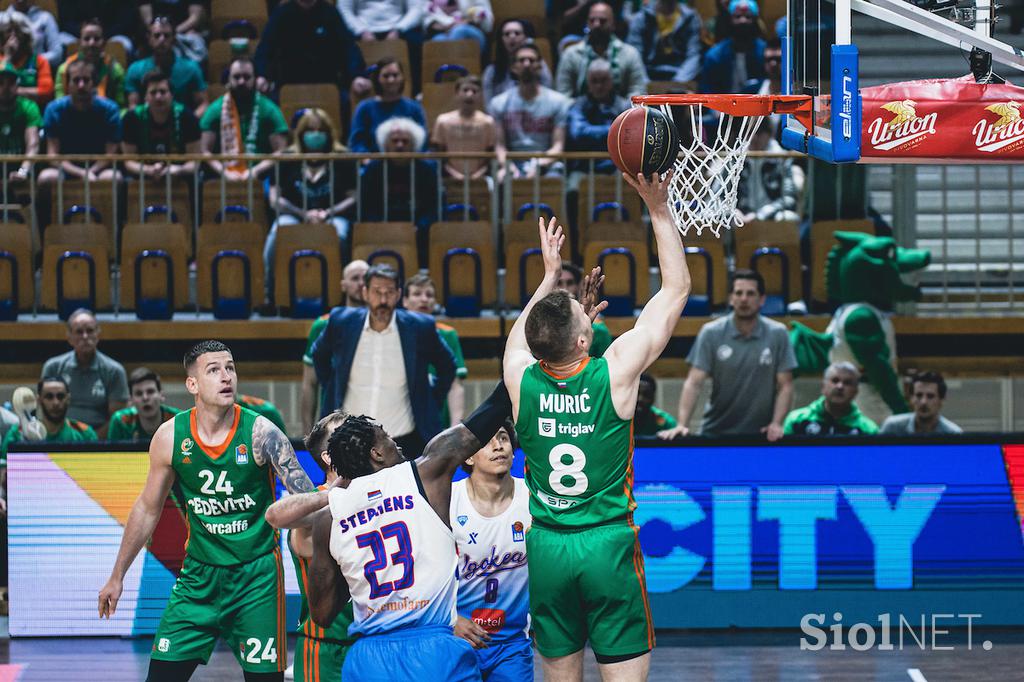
[235,444,248,465]
[867,99,937,152]
[538,417,556,438]
[972,101,1024,153]
[511,521,525,542]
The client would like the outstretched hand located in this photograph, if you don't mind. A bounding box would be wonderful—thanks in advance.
[537,216,565,277]
[622,170,673,213]
[579,266,608,322]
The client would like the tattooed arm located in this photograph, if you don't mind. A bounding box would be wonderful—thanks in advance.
[265,475,348,529]
[252,416,315,494]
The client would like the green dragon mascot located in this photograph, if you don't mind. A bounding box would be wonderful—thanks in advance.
[790,232,930,422]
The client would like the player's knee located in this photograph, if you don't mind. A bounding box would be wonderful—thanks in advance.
[145,658,202,682]
[593,649,650,665]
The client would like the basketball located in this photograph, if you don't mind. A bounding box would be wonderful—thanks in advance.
[607,106,680,177]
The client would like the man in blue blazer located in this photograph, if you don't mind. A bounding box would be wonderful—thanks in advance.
[310,264,457,458]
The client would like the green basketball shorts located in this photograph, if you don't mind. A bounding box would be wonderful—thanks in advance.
[151,548,287,673]
[526,522,655,659]
[295,634,351,682]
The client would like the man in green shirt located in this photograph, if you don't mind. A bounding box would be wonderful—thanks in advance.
[633,373,678,437]
[0,64,40,176]
[557,261,613,356]
[783,362,879,436]
[200,57,287,181]
[125,17,207,115]
[107,368,179,441]
[236,393,288,434]
[1,377,97,459]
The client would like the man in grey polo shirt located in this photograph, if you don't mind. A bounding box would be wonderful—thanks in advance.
[658,269,796,441]
[880,371,962,434]
[40,308,128,439]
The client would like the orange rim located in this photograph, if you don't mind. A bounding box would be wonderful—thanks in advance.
[632,94,814,135]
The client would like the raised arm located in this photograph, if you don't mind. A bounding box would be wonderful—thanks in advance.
[603,172,692,418]
[98,421,176,618]
[252,415,315,494]
[308,507,351,627]
[502,217,565,414]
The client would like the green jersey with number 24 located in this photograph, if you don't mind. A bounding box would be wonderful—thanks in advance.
[515,356,636,528]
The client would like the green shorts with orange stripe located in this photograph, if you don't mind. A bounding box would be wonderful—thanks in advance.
[295,634,351,682]
[525,522,655,659]
[151,550,287,673]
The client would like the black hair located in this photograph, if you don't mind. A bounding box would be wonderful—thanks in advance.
[765,36,782,51]
[183,340,232,372]
[141,68,170,94]
[371,57,403,95]
[461,418,518,475]
[67,59,97,81]
[37,376,69,395]
[638,372,656,390]
[911,371,948,399]
[305,410,349,473]
[525,290,580,363]
[730,268,765,296]
[493,19,538,85]
[128,367,162,392]
[560,261,583,285]
[363,263,400,287]
[327,414,382,480]
[81,17,105,36]
[513,41,543,64]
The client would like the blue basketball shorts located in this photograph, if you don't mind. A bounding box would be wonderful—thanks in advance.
[341,625,482,681]
[475,635,534,682]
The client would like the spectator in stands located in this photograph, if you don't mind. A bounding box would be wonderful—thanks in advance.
[236,393,289,433]
[735,120,803,223]
[55,18,126,108]
[626,0,703,84]
[490,42,571,179]
[566,58,629,178]
[125,17,207,115]
[556,261,613,357]
[0,63,40,174]
[0,1,61,68]
[700,0,766,94]
[1,378,97,457]
[0,12,52,104]
[310,263,457,458]
[200,57,288,181]
[556,2,648,99]
[634,373,678,436]
[881,371,963,434]
[430,75,496,180]
[121,69,201,179]
[265,108,357,296]
[348,57,426,153]
[757,36,784,137]
[254,0,366,112]
[424,0,492,52]
[555,0,624,48]
[38,60,121,185]
[106,368,179,441]
[784,363,879,435]
[339,0,425,90]
[403,273,468,425]
[299,259,369,432]
[40,309,128,439]
[138,1,207,62]
[56,1,138,57]
[482,19,552,102]
[658,270,796,440]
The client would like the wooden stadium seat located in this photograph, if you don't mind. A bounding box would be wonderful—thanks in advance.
[196,223,264,318]
[0,0,56,17]
[64,41,127,68]
[351,222,418,284]
[652,226,727,313]
[0,222,33,316]
[272,222,343,315]
[208,82,227,101]
[280,83,343,139]
[533,38,554,73]
[646,80,696,95]
[126,179,194,253]
[201,179,269,229]
[581,222,650,313]
[508,177,564,226]
[809,218,875,307]
[761,0,788,35]
[443,178,492,224]
[493,0,545,41]
[422,81,454,130]
[207,39,236,83]
[428,221,498,314]
[49,180,118,257]
[734,220,801,314]
[575,175,643,257]
[119,223,190,317]
[422,39,480,86]
[502,220,568,308]
[210,0,268,39]
[41,223,111,315]
[358,40,412,98]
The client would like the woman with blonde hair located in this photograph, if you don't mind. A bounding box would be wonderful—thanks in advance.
[264,107,358,302]
[0,11,52,104]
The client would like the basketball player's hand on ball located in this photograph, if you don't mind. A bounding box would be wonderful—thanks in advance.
[98,576,123,618]
[454,616,491,649]
[621,170,674,214]
[538,217,564,276]
[580,266,608,321]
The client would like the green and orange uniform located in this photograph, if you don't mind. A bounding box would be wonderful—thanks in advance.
[236,393,288,433]
[107,404,180,441]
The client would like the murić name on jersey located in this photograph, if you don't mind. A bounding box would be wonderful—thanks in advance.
[539,390,591,414]
[188,494,257,517]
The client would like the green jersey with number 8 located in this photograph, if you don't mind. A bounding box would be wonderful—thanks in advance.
[171,405,279,565]
[516,357,635,528]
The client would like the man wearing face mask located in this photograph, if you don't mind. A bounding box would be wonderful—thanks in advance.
[200,57,288,181]
[556,1,648,99]
[700,0,766,94]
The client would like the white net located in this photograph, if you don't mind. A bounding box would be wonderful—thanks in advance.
[648,102,766,238]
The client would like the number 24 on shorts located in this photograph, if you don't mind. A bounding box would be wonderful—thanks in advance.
[243,638,277,664]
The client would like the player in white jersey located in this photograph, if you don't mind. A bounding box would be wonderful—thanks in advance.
[450,420,532,681]
[264,382,513,682]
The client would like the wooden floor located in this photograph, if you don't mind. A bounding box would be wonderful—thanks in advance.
[3,630,1023,681]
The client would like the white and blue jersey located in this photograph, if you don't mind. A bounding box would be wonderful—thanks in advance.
[451,478,531,642]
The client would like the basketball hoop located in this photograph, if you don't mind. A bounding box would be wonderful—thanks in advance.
[632,94,813,237]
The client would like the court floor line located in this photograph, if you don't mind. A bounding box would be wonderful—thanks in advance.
[907,669,928,682]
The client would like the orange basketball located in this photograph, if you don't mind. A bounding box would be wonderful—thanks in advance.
[607,106,680,176]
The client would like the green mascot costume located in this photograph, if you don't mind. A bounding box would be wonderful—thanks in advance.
[790,232,930,423]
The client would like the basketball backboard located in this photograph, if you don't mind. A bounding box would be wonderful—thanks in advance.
[782,0,1024,162]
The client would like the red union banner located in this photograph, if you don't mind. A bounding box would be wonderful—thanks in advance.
[861,76,1024,161]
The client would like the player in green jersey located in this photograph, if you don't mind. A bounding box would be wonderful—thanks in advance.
[503,172,691,681]
[107,368,179,441]
[286,410,356,682]
[98,340,316,682]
